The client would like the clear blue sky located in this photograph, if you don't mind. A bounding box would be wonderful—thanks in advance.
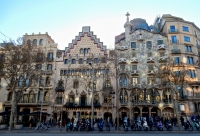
[0,0,200,49]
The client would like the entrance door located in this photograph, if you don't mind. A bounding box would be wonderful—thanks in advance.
[133,107,140,119]
[142,107,149,119]
[23,108,30,127]
[104,112,112,120]
[121,112,127,120]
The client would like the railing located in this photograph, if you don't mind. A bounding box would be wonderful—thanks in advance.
[163,100,172,104]
[47,57,54,61]
[171,49,181,54]
[41,70,53,75]
[186,95,200,100]
[170,40,179,44]
[168,29,179,33]
[102,102,113,107]
[131,100,160,105]
[65,102,101,107]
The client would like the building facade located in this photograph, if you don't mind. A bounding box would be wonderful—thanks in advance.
[115,13,173,120]
[154,14,200,115]
[1,14,200,125]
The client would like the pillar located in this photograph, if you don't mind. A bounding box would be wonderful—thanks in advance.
[149,107,152,117]
[139,107,142,117]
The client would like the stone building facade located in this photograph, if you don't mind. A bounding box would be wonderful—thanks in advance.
[1,14,200,125]
[115,13,172,120]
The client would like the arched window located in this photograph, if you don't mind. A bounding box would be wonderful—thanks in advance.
[25,79,29,86]
[119,75,128,87]
[39,39,43,45]
[119,76,123,87]
[163,90,172,104]
[18,76,23,87]
[7,92,12,101]
[33,39,37,45]
[28,91,35,103]
[79,58,83,64]
[27,39,31,45]
[84,48,87,54]
[73,80,79,89]
[119,89,128,103]
[71,59,76,64]
[80,48,83,54]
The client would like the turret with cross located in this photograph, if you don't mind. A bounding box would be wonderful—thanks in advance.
[126,12,130,22]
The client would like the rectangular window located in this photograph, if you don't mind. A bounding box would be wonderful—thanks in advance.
[64,59,68,64]
[131,42,136,49]
[194,31,197,37]
[132,65,137,70]
[187,56,194,64]
[171,36,177,43]
[184,36,190,42]
[148,77,154,85]
[79,59,83,64]
[196,40,199,46]
[47,64,52,70]
[71,59,76,64]
[182,26,189,32]
[48,53,53,61]
[157,40,163,45]
[170,26,175,32]
[185,45,192,52]
[120,64,125,70]
[132,78,137,84]
[174,57,180,64]
[146,41,152,48]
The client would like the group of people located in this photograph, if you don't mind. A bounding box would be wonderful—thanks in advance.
[180,114,200,126]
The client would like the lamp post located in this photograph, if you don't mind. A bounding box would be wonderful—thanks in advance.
[60,93,65,132]
[110,91,115,123]
[88,62,94,130]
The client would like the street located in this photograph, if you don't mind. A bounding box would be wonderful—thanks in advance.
[0,133,200,136]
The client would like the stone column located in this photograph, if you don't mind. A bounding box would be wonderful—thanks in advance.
[149,107,152,117]
[129,106,132,119]
[139,107,142,117]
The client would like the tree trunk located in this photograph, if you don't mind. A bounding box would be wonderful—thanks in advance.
[9,91,17,131]
[174,98,181,131]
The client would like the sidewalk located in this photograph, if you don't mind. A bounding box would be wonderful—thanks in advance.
[0,126,199,133]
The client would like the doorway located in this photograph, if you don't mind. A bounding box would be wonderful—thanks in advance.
[121,112,127,120]
[104,112,112,120]
[142,107,149,119]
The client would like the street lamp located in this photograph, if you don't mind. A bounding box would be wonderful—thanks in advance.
[88,62,94,130]
[110,91,115,123]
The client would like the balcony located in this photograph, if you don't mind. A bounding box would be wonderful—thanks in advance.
[41,70,53,75]
[65,102,101,108]
[147,70,155,75]
[171,49,181,54]
[131,70,139,75]
[170,40,179,44]
[157,44,167,50]
[120,101,128,106]
[130,57,139,63]
[118,58,127,64]
[131,100,160,106]
[116,46,129,51]
[147,57,155,63]
[168,29,179,33]
[47,57,54,62]
[186,95,200,100]
[159,56,167,63]
[55,86,65,92]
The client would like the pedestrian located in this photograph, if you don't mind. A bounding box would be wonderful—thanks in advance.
[28,117,34,129]
[180,116,184,126]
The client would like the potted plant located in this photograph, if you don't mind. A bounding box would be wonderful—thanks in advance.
[0,121,8,130]
[14,120,23,129]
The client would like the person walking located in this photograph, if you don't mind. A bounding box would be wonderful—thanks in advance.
[28,117,34,129]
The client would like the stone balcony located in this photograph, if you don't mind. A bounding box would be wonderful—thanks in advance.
[130,57,139,63]
[116,45,129,51]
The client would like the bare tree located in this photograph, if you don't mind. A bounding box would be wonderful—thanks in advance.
[154,58,189,131]
[0,40,46,131]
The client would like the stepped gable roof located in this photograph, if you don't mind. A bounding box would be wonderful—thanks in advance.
[65,26,107,55]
